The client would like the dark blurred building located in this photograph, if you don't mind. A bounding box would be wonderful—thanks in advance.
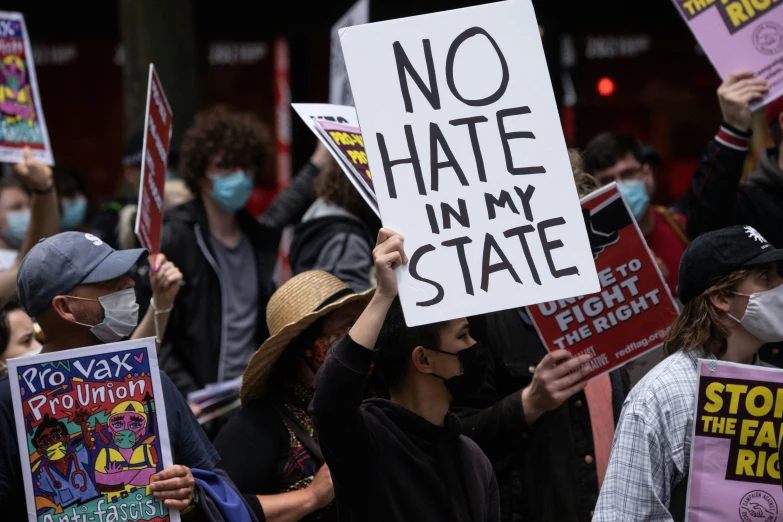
[7,0,722,206]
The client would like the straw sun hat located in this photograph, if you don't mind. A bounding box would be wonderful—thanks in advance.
[240,270,374,404]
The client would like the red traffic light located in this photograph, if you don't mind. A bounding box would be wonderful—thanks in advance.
[597,77,615,97]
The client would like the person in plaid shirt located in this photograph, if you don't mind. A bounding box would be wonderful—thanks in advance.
[594,225,783,521]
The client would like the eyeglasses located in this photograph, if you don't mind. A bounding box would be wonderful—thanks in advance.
[597,165,646,186]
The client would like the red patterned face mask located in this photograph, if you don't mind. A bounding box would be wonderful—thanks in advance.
[312,329,348,363]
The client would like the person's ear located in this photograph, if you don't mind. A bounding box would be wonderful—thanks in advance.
[708,291,732,313]
[642,164,655,188]
[51,295,78,324]
[411,346,433,374]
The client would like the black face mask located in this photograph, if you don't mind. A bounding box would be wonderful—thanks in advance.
[429,342,487,401]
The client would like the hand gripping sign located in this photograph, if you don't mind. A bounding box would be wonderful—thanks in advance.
[340,0,599,326]
[527,183,680,382]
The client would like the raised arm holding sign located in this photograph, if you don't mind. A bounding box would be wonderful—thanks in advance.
[0,12,53,165]
[671,0,783,109]
[340,0,598,326]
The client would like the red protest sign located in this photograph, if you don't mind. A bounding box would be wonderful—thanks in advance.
[134,64,172,256]
[527,183,679,381]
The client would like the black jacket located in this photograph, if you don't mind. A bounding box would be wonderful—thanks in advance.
[453,309,629,522]
[142,199,280,395]
[310,336,500,522]
[289,199,374,292]
[685,123,783,368]
[686,122,783,245]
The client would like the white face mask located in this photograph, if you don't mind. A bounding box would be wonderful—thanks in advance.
[69,288,139,343]
[727,284,783,343]
[20,346,42,358]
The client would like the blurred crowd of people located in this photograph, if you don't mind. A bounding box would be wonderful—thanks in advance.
[0,67,781,522]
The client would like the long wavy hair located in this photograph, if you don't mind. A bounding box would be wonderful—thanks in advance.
[569,149,600,198]
[663,269,750,357]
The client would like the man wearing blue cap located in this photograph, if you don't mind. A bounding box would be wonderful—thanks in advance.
[0,232,220,519]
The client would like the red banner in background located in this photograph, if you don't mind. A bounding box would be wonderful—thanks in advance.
[135,64,172,257]
[274,38,293,285]
[527,183,680,381]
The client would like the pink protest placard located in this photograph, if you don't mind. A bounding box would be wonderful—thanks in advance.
[686,360,783,522]
[672,1,783,109]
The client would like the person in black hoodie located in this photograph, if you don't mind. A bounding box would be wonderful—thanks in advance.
[288,157,380,292]
[145,106,281,399]
[687,70,775,242]
[685,70,783,367]
[310,228,500,522]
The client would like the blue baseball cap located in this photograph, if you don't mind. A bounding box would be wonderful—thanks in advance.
[17,232,148,317]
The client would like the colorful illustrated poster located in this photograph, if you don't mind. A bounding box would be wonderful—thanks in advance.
[0,11,53,165]
[7,338,178,522]
[313,119,379,217]
[686,360,783,522]
[134,64,173,256]
[527,184,679,381]
[672,0,783,109]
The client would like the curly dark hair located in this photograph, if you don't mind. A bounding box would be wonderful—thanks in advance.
[180,105,271,195]
[314,159,381,232]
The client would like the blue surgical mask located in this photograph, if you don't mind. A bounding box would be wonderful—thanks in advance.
[618,180,650,222]
[209,172,253,213]
[60,196,88,231]
[4,209,30,248]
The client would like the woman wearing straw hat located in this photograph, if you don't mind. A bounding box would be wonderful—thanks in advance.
[214,270,372,522]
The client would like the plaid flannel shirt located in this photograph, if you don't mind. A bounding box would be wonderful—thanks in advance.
[593,347,763,521]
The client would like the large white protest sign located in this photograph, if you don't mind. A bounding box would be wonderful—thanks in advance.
[329,0,369,105]
[340,0,599,326]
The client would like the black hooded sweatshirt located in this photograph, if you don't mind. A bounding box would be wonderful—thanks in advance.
[310,335,500,522]
[687,123,783,247]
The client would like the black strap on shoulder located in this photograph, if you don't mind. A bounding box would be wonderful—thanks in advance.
[669,476,687,522]
[272,402,325,464]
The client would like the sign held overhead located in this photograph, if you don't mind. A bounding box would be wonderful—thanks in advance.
[340,0,599,326]
[0,11,53,165]
[134,64,173,256]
